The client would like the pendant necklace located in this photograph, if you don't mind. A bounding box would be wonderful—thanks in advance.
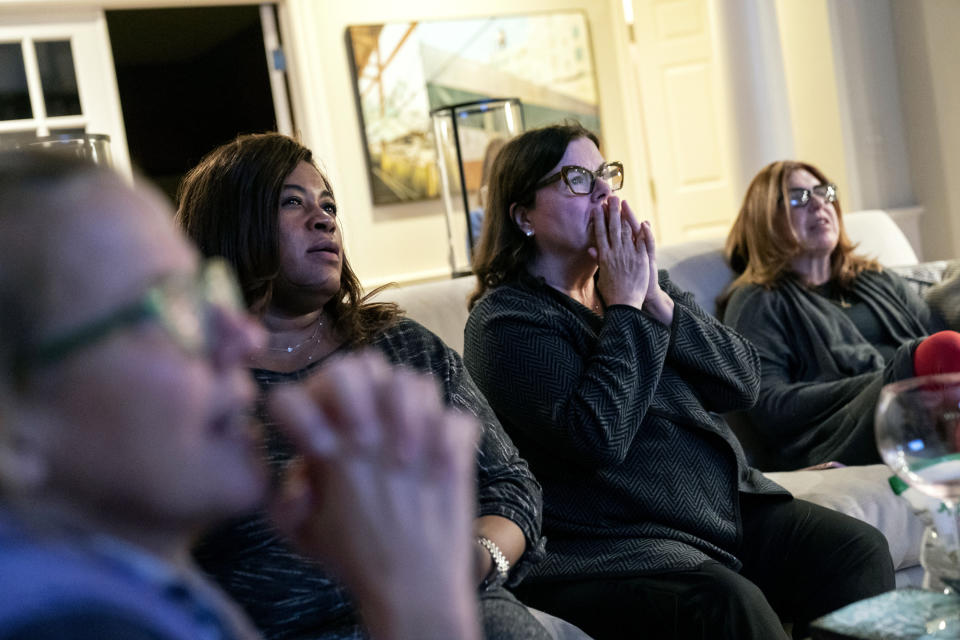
[268,318,324,358]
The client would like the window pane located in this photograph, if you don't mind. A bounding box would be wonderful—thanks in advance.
[0,43,32,121]
[35,40,81,117]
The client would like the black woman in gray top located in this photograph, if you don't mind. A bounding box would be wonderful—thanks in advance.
[176,133,554,640]
[464,124,895,640]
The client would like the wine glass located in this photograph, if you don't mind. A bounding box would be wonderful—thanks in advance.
[876,372,960,593]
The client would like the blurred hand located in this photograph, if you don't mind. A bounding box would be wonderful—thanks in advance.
[802,461,847,471]
[590,196,649,309]
[267,352,480,640]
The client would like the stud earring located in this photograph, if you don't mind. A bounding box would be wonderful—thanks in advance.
[524,229,534,237]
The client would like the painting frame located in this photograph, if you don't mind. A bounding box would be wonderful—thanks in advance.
[345,11,602,206]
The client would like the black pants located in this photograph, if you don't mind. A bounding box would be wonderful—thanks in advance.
[512,497,895,640]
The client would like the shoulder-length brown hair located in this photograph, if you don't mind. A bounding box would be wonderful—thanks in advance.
[175,132,398,345]
[468,122,599,309]
[724,160,878,296]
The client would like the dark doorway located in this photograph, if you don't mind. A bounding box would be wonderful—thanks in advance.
[106,5,284,201]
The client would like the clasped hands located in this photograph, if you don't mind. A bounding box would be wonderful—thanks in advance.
[588,197,674,325]
[267,352,480,640]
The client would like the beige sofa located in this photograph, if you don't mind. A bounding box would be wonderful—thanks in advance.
[377,209,935,587]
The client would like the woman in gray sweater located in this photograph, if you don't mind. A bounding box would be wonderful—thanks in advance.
[721,160,960,470]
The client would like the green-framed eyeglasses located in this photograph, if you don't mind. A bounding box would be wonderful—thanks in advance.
[535,161,624,196]
[20,258,245,371]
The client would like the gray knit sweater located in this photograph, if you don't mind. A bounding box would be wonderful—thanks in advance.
[722,269,945,470]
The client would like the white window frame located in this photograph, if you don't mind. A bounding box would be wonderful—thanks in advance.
[0,8,130,174]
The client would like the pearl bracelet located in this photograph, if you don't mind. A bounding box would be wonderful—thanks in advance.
[477,536,510,591]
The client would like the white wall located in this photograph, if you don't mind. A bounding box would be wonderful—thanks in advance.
[774,0,850,197]
[829,0,914,213]
[713,0,794,197]
[280,0,648,287]
[892,0,960,262]
[4,0,957,270]
[714,0,933,261]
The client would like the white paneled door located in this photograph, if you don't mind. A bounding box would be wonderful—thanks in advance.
[629,0,737,244]
[0,9,129,173]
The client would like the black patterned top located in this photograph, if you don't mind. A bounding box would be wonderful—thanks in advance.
[464,273,786,581]
[194,318,545,640]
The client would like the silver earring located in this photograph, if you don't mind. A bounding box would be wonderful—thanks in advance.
[524,229,534,237]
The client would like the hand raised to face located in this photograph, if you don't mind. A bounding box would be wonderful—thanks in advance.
[266,352,480,640]
[636,219,674,325]
[589,197,649,310]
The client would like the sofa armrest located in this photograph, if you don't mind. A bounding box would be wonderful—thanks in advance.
[764,465,925,572]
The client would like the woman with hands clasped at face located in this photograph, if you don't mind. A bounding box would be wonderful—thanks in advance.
[463,124,895,640]
[589,200,673,324]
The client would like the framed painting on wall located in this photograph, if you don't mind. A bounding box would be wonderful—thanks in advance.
[346,12,601,205]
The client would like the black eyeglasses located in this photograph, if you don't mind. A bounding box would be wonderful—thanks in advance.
[788,183,838,209]
[535,161,624,195]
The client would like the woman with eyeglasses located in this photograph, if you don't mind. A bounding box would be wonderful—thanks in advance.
[174,133,585,640]
[0,150,482,640]
[463,124,895,640]
[720,160,960,471]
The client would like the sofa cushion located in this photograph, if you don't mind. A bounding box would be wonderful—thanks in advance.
[765,465,925,572]
[656,240,732,318]
[374,275,477,354]
[843,209,919,267]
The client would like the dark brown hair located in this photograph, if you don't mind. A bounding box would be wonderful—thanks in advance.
[176,132,398,345]
[722,160,878,305]
[469,122,599,308]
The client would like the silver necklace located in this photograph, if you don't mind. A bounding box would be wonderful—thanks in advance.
[268,318,323,354]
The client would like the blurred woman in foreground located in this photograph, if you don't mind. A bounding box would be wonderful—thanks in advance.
[0,151,480,639]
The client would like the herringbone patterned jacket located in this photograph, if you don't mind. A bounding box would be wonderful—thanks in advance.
[464,272,787,581]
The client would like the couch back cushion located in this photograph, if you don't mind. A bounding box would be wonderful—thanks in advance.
[843,209,918,267]
[373,275,477,354]
[656,240,732,318]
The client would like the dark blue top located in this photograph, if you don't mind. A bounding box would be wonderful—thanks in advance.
[0,509,257,640]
